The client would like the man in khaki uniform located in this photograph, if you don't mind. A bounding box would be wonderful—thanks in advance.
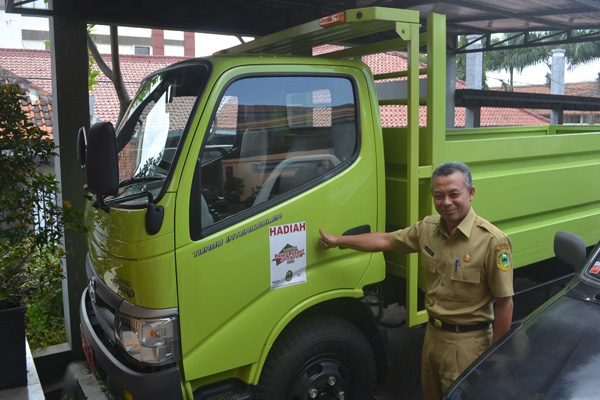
[319,161,513,400]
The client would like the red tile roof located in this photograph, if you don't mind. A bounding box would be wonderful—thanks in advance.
[506,81,600,97]
[317,45,548,127]
[0,48,189,132]
[1,46,548,135]
[494,81,600,118]
[0,66,53,136]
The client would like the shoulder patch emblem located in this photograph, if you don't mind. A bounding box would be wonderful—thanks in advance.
[498,250,511,271]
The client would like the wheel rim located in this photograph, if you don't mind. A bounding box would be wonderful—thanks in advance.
[288,354,352,400]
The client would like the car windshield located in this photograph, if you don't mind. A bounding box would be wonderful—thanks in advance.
[113,62,209,202]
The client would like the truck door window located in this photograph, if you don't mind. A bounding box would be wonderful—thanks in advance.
[190,75,358,237]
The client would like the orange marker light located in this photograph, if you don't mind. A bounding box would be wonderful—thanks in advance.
[319,12,345,28]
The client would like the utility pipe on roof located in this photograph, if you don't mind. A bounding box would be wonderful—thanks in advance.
[465,35,482,128]
[551,48,565,125]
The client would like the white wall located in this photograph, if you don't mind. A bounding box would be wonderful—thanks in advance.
[0,10,22,48]
[21,15,48,31]
[1,13,254,57]
[164,30,183,40]
[195,33,253,56]
[92,25,151,38]
[164,45,184,56]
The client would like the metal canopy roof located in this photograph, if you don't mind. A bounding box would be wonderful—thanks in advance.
[6,0,600,38]
[406,0,600,35]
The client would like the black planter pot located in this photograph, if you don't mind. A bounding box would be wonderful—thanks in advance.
[0,301,27,390]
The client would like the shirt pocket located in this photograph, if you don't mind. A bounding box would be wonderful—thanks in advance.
[450,266,481,284]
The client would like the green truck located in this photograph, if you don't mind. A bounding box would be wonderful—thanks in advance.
[78,7,600,400]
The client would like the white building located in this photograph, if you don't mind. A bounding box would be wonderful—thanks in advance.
[0,4,251,56]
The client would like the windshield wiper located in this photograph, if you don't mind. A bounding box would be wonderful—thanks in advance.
[119,176,163,188]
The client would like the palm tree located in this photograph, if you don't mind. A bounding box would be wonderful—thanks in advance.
[484,31,600,90]
[457,31,600,91]
[483,33,549,91]
[562,32,600,67]
[455,34,548,90]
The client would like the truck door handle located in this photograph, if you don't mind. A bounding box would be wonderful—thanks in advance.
[340,225,371,249]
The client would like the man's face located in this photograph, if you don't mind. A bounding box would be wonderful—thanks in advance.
[432,171,474,230]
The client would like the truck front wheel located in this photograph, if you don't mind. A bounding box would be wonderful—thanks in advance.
[256,314,376,400]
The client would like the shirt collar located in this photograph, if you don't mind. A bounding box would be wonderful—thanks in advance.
[438,207,477,238]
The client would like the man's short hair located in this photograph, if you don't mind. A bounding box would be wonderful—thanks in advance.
[431,161,473,191]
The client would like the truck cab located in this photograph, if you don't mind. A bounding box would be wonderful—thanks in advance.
[80,54,388,399]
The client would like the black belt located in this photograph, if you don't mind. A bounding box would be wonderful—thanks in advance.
[429,317,490,333]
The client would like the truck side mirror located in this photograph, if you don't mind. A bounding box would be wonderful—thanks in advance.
[77,126,87,168]
[554,231,587,271]
[86,122,119,197]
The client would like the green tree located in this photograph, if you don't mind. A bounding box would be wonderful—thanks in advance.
[87,25,131,125]
[457,34,548,90]
[561,31,600,69]
[458,31,600,91]
[0,83,79,347]
[485,34,549,91]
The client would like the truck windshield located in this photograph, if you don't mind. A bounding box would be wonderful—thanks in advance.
[113,63,209,203]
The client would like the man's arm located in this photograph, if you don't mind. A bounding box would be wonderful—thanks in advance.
[319,228,394,252]
[492,296,513,343]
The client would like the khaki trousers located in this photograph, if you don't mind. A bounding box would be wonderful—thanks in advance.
[421,322,492,400]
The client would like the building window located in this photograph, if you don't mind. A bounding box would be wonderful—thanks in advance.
[563,113,599,125]
[134,46,151,55]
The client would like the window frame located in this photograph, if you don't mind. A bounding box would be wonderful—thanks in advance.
[110,60,212,209]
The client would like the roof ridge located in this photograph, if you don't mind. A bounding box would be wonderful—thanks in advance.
[0,67,52,99]
[0,47,50,54]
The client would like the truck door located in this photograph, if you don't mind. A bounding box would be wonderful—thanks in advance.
[174,66,383,384]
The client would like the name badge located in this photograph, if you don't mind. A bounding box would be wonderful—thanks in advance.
[425,245,435,257]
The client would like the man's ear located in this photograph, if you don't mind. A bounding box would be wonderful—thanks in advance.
[469,186,475,201]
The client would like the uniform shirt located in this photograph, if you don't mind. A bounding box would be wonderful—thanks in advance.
[388,207,514,325]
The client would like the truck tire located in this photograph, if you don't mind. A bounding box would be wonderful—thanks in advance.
[256,314,376,400]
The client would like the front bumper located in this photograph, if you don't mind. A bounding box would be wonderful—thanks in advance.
[80,287,184,400]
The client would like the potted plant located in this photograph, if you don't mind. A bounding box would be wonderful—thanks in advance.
[0,83,71,389]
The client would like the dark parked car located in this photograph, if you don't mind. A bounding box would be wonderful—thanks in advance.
[443,231,599,400]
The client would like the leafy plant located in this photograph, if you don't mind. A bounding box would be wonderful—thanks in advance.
[22,243,67,348]
[0,83,73,316]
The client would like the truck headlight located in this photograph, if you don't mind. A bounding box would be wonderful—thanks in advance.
[115,312,180,366]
